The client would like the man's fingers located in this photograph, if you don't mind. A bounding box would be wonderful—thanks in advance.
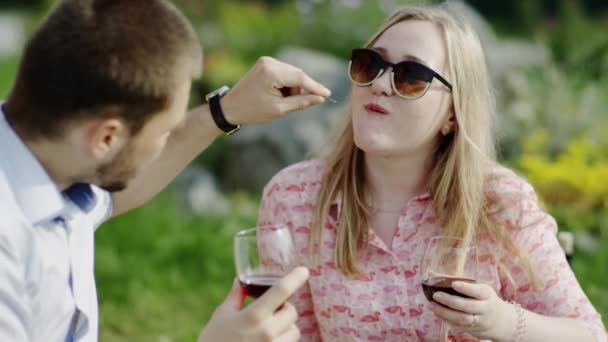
[276,64,331,97]
[257,302,298,338]
[276,324,301,342]
[219,278,246,311]
[279,86,304,97]
[249,267,309,315]
[278,95,326,113]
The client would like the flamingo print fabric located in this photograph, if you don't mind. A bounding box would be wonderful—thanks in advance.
[257,159,606,342]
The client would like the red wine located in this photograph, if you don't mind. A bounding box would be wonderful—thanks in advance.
[239,275,280,298]
[421,276,476,302]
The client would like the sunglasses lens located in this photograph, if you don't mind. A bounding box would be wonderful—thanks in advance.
[394,62,433,98]
[350,49,382,85]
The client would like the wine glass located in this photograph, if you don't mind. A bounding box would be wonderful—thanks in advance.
[420,236,479,341]
[234,224,298,298]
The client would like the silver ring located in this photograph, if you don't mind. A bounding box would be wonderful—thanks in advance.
[468,314,478,327]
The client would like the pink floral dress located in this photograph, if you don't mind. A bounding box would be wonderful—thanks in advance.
[257,159,606,342]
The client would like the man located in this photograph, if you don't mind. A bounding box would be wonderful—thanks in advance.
[0,0,330,341]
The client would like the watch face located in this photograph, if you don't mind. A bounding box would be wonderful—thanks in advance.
[225,124,241,135]
[205,85,230,102]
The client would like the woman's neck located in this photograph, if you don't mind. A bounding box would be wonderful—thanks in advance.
[364,151,432,211]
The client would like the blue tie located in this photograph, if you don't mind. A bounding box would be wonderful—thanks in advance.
[62,183,96,213]
[60,183,95,342]
[65,330,74,342]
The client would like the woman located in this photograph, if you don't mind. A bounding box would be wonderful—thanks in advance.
[257,4,606,341]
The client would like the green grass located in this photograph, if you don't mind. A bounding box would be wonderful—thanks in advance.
[96,191,257,341]
[0,55,19,98]
[571,242,608,327]
[96,190,608,341]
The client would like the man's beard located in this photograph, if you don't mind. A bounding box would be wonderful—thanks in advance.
[99,180,128,193]
[95,144,137,193]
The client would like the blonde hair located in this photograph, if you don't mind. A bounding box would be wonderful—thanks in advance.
[310,4,535,286]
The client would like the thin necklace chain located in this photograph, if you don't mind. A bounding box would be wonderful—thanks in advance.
[368,205,404,213]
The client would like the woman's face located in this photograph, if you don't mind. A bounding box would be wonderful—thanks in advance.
[351,20,453,158]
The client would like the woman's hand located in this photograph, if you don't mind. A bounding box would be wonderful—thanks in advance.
[428,281,518,342]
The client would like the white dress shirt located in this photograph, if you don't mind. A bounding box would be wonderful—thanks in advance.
[0,104,112,341]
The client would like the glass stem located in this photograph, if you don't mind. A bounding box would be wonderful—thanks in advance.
[440,322,450,341]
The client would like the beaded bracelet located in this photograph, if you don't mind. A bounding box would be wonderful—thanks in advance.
[510,301,527,342]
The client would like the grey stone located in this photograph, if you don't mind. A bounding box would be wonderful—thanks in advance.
[223,46,349,192]
[574,231,599,254]
[175,167,230,216]
[0,14,25,56]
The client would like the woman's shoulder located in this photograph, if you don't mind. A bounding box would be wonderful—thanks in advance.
[483,164,549,228]
[484,164,538,202]
[261,159,326,198]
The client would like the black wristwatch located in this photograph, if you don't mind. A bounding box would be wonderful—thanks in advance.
[206,85,240,135]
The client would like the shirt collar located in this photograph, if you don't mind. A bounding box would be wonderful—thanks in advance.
[415,192,432,201]
[0,104,67,225]
[329,190,432,217]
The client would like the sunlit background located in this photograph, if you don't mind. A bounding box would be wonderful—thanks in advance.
[0,0,607,340]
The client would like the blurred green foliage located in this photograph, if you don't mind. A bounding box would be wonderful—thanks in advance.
[194,0,392,90]
[549,0,608,81]
[519,131,608,237]
[0,0,607,340]
[489,0,608,240]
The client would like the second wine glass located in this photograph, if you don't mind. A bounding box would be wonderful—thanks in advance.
[420,236,479,340]
[234,224,298,298]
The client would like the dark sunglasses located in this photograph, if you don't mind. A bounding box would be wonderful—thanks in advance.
[349,48,453,99]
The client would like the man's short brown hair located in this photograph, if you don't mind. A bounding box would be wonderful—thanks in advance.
[5,0,202,140]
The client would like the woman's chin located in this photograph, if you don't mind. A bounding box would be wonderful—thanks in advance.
[354,139,396,157]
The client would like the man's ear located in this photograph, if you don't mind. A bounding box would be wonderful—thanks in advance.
[86,117,129,161]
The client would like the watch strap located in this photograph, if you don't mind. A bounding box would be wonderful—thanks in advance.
[209,90,240,135]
